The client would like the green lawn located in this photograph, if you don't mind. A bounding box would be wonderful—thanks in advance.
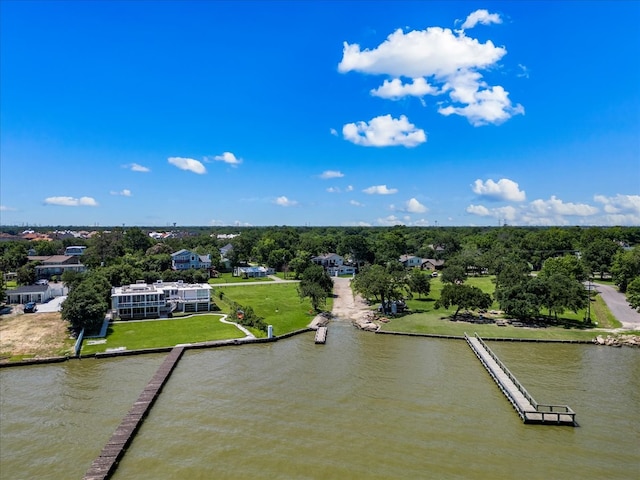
[215,283,327,335]
[208,272,274,284]
[379,276,616,341]
[379,314,600,341]
[81,314,243,355]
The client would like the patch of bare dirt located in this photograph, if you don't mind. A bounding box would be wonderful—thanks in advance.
[331,277,372,322]
[0,309,72,361]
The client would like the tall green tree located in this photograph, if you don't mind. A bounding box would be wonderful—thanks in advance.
[297,264,333,311]
[611,246,640,293]
[538,273,586,320]
[540,254,588,282]
[625,277,640,312]
[406,269,431,299]
[123,227,152,254]
[61,282,108,332]
[580,238,621,279]
[440,264,467,285]
[435,284,492,318]
[17,262,36,286]
[352,263,407,307]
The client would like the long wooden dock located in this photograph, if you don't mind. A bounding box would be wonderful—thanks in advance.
[84,346,186,480]
[314,326,327,344]
[465,333,576,426]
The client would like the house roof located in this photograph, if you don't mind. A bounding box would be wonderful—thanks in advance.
[28,255,79,265]
[422,258,445,266]
[7,285,50,294]
[399,254,420,262]
[313,253,342,260]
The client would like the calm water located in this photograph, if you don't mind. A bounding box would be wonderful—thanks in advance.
[1,322,639,479]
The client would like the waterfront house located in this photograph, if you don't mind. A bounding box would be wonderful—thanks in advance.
[110,280,212,320]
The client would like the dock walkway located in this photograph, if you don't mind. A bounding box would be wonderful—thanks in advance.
[84,346,186,480]
[465,333,576,426]
[315,326,327,344]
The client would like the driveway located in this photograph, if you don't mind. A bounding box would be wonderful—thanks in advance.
[592,283,640,330]
[36,296,67,313]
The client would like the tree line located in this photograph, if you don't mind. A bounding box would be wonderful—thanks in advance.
[1,225,639,330]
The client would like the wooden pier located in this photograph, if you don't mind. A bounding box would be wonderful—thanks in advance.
[84,346,186,480]
[314,326,327,344]
[465,333,576,426]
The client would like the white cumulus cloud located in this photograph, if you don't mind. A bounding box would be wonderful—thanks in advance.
[211,152,242,166]
[343,114,426,147]
[338,26,505,78]
[363,185,398,195]
[274,196,298,207]
[460,9,503,30]
[593,194,640,214]
[320,170,344,179]
[338,13,524,126]
[370,78,441,100]
[438,83,524,126]
[472,178,526,201]
[529,196,598,217]
[124,163,150,173]
[466,204,517,222]
[405,198,428,213]
[110,189,132,197]
[350,200,365,207]
[168,157,207,174]
[44,196,98,207]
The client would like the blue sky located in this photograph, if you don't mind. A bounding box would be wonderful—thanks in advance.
[1,1,639,228]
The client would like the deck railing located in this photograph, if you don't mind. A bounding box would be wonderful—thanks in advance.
[465,332,576,425]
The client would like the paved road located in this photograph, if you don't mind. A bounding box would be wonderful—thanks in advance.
[592,283,640,329]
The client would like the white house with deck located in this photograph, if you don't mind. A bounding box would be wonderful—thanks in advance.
[111,280,212,320]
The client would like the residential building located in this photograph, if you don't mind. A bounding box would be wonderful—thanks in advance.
[312,253,345,269]
[312,253,357,276]
[28,254,87,280]
[233,266,275,278]
[111,280,212,320]
[399,254,423,268]
[171,249,212,271]
[421,258,445,271]
[5,284,53,304]
[326,264,357,276]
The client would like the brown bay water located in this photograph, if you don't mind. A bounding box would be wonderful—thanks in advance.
[1,322,639,479]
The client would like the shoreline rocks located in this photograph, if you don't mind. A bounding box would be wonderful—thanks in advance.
[352,312,380,332]
[594,335,640,348]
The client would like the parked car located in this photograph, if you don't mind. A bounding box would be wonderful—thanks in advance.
[24,302,37,313]
[36,279,49,285]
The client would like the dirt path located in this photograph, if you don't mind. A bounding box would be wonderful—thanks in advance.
[331,277,371,321]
